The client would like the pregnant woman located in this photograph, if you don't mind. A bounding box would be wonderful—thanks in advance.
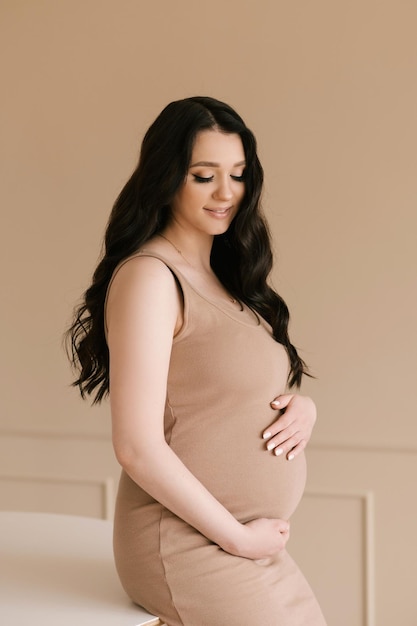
[67,96,326,625]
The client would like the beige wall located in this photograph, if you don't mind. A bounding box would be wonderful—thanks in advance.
[1,2,416,624]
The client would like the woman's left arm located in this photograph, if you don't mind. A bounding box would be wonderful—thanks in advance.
[262,394,317,460]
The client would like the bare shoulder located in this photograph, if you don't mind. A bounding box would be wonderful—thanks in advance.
[109,254,177,299]
[106,254,182,336]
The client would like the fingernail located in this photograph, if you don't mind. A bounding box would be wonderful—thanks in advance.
[271,400,280,407]
[266,441,275,451]
[274,448,283,456]
[263,431,272,440]
[288,453,295,461]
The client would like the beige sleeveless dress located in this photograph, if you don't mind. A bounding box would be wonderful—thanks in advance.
[111,252,326,626]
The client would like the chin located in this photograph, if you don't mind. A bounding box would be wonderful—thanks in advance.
[210,224,232,236]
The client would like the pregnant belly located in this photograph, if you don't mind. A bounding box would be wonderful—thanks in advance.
[195,449,307,523]
[170,411,307,523]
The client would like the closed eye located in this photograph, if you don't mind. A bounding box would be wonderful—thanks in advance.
[192,173,245,183]
[193,174,214,183]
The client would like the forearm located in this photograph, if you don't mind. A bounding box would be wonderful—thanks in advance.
[117,441,244,554]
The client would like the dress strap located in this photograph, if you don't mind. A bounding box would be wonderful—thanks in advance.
[104,250,190,342]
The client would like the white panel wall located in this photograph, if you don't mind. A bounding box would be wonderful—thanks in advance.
[291,447,417,626]
[0,433,118,520]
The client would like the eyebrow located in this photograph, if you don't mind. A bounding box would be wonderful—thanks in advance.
[189,160,246,168]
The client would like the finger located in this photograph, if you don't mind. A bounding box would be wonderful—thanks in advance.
[262,414,295,440]
[266,434,303,458]
[276,519,290,533]
[286,439,307,461]
[273,434,302,457]
[270,393,294,410]
[265,428,300,451]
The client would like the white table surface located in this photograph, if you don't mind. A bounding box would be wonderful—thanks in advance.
[0,511,160,626]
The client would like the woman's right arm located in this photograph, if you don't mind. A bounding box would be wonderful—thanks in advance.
[107,256,289,560]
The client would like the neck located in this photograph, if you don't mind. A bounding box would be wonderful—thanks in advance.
[159,230,213,273]
[158,231,240,307]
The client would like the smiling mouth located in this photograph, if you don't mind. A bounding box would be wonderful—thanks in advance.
[204,206,233,216]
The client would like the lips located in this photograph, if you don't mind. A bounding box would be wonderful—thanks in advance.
[204,206,233,217]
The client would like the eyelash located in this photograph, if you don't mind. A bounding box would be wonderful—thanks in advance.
[192,174,245,183]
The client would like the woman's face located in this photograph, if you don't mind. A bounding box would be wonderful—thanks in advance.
[170,129,246,237]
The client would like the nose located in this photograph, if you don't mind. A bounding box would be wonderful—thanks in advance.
[213,175,233,201]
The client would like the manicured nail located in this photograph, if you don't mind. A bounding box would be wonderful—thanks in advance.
[263,431,272,440]
[288,453,295,461]
[274,448,283,456]
[266,441,275,451]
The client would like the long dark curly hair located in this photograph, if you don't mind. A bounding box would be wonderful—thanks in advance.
[66,96,308,403]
